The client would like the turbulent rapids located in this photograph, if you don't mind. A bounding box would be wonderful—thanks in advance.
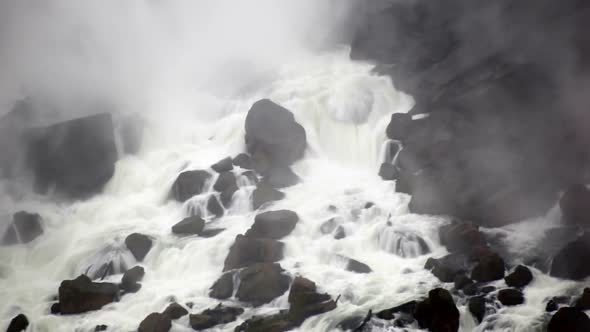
[2,1,590,332]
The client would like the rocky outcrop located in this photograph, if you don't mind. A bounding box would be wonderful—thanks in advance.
[125,233,153,262]
[2,211,43,245]
[235,263,291,306]
[170,170,211,202]
[171,216,205,235]
[245,210,299,239]
[6,314,29,332]
[497,289,524,306]
[504,265,533,288]
[548,307,590,332]
[414,288,460,332]
[550,233,590,280]
[58,275,119,314]
[189,304,243,330]
[138,312,171,332]
[223,235,284,271]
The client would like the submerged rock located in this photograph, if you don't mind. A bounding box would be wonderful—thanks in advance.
[2,211,43,245]
[245,210,299,239]
[125,233,152,262]
[171,170,211,202]
[346,258,372,274]
[223,234,284,271]
[58,275,119,314]
[138,312,171,332]
[236,263,291,306]
[548,307,590,332]
[504,265,533,288]
[189,304,244,330]
[171,216,205,235]
[252,181,285,210]
[6,314,29,332]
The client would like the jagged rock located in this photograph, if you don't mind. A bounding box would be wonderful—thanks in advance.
[163,302,188,320]
[468,296,486,323]
[262,167,300,188]
[560,184,590,227]
[498,289,524,306]
[504,265,533,288]
[211,157,233,173]
[414,288,460,332]
[425,254,469,282]
[346,258,372,274]
[574,288,590,310]
[58,275,118,314]
[551,233,590,280]
[209,271,235,300]
[125,233,152,262]
[223,234,284,271]
[6,314,28,332]
[27,113,118,197]
[548,307,590,332]
[471,248,505,282]
[171,216,205,235]
[439,222,487,254]
[189,304,244,330]
[252,181,285,210]
[287,276,336,326]
[245,210,299,239]
[213,172,238,206]
[207,195,224,218]
[121,266,144,293]
[245,99,306,172]
[2,211,43,244]
[171,170,211,202]
[236,263,291,306]
[233,153,253,170]
[378,163,398,181]
[138,312,171,332]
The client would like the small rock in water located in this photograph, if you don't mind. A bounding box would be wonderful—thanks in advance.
[125,233,153,262]
[163,302,188,320]
[138,312,171,332]
[94,325,108,331]
[6,313,28,332]
[480,286,496,294]
[346,258,372,274]
[334,226,346,240]
[504,265,533,288]
[171,216,205,235]
[50,302,61,314]
[211,157,233,173]
[223,234,284,271]
[546,299,558,312]
[497,289,524,306]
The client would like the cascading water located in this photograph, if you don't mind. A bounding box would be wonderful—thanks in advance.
[1,2,587,332]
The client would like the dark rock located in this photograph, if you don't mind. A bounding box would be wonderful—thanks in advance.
[94,325,108,331]
[574,288,590,310]
[199,228,225,238]
[346,258,372,274]
[546,300,558,312]
[471,248,505,282]
[245,210,299,239]
[207,195,224,218]
[213,172,238,207]
[504,265,533,288]
[125,233,152,262]
[439,222,487,254]
[245,99,306,172]
[163,302,188,320]
[233,153,253,170]
[551,233,590,280]
[138,312,171,332]
[189,304,244,330]
[223,234,284,271]
[386,113,413,141]
[454,274,473,290]
[50,302,61,314]
[498,289,524,306]
[171,170,211,202]
[121,266,144,293]
[319,218,338,235]
[468,296,486,323]
[241,170,259,184]
[560,184,590,227]
[463,283,478,296]
[414,288,459,332]
[6,314,28,332]
[171,216,205,235]
[119,113,144,155]
[287,276,336,326]
[234,312,292,332]
[480,286,496,294]
[252,182,285,210]
[2,211,43,244]
[58,275,118,314]
[209,271,235,300]
[364,202,375,209]
[211,157,233,173]
[262,167,300,188]
[378,163,398,181]
[334,226,346,240]
[425,254,469,282]
[236,263,291,306]
[376,301,417,320]
[338,316,367,331]
[548,307,590,332]
[27,113,118,197]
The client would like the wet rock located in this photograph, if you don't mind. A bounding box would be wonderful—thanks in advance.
[548,307,590,332]
[211,157,233,173]
[504,265,533,288]
[262,167,300,188]
[121,266,144,293]
[2,211,43,245]
[498,289,524,306]
[245,210,299,239]
[574,288,590,310]
[454,274,473,290]
[480,286,495,295]
[189,304,244,330]
[425,254,469,282]
[252,181,285,209]
[468,296,486,323]
[236,263,291,306]
[233,153,253,170]
[50,302,61,314]
[163,302,188,320]
[378,163,398,181]
[334,226,346,240]
[550,233,590,280]
[223,234,284,271]
[207,195,224,218]
[171,170,211,202]
[6,314,28,332]
[287,276,336,326]
[171,216,205,235]
[234,312,292,332]
[199,228,225,238]
[560,184,590,227]
[213,172,238,206]
[346,258,372,274]
[125,233,152,262]
[376,301,417,320]
[245,99,306,172]
[209,271,235,300]
[27,113,118,197]
[319,218,338,234]
[439,222,487,254]
[386,113,413,141]
[471,248,505,282]
[338,315,367,331]
[138,312,171,332]
[94,325,108,331]
[364,202,375,209]
[546,300,558,312]
[413,288,459,332]
[463,283,478,296]
[58,275,119,314]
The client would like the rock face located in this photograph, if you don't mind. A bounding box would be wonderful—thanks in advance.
[171,216,205,235]
[223,235,284,271]
[548,307,590,332]
[138,312,171,332]
[235,263,291,306]
[171,170,211,202]
[245,99,306,173]
[125,233,153,262]
[27,113,118,197]
[497,289,524,306]
[6,314,29,332]
[2,211,43,244]
[550,233,590,280]
[189,304,244,330]
[245,210,299,239]
[58,275,119,314]
[352,0,590,227]
[504,265,533,288]
[414,288,460,332]
[560,184,590,227]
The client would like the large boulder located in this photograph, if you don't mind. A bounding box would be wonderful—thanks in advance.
[6,314,29,332]
[170,170,211,202]
[346,258,372,274]
[560,184,590,227]
[138,312,171,332]
[497,289,525,306]
[189,304,244,330]
[413,288,460,332]
[550,233,590,280]
[235,263,291,306]
[245,99,306,172]
[471,248,505,282]
[58,275,119,314]
[171,216,205,235]
[223,234,284,271]
[209,271,235,300]
[504,265,533,288]
[548,307,590,332]
[125,233,153,262]
[2,211,43,245]
[245,210,299,239]
[27,113,118,197]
